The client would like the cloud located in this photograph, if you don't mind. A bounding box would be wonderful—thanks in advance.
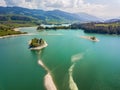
[4,0,37,8]
[4,0,20,6]
[2,0,105,10]
[0,0,120,18]
[25,0,32,2]
[0,0,6,6]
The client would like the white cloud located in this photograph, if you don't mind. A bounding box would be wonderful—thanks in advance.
[42,0,106,17]
[0,0,120,18]
[0,0,6,6]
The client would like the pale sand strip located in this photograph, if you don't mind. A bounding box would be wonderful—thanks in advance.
[38,60,57,90]
[80,36,99,42]
[69,64,78,90]
[14,28,20,31]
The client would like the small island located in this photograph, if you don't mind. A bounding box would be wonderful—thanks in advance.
[80,36,99,42]
[29,38,48,50]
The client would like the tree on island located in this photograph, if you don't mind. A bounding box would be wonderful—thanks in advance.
[90,36,96,40]
[29,38,44,48]
[37,25,45,30]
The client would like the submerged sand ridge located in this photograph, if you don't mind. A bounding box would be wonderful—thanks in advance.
[38,60,57,90]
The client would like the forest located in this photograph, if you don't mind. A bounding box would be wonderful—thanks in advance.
[70,22,120,34]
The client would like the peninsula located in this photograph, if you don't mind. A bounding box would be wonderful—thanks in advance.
[70,22,120,35]
[0,24,27,38]
[29,38,48,50]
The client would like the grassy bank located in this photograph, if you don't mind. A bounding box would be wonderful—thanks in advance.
[0,24,28,36]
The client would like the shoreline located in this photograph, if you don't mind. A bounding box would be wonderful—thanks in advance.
[29,41,48,50]
[0,27,35,39]
[38,60,57,90]
[0,26,40,39]
[0,27,21,39]
[80,36,99,42]
[0,33,33,39]
[0,28,22,39]
[14,28,20,31]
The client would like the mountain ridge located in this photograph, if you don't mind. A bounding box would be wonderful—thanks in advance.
[0,6,101,24]
[104,17,120,23]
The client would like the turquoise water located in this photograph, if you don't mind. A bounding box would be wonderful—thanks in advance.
[0,27,120,90]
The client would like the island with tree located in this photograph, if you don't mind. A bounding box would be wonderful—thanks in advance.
[29,38,48,50]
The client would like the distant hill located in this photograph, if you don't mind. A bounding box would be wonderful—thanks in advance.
[75,12,102,22]
[105,17,120,23]
[0,15,37,21]
[0,6,101,24]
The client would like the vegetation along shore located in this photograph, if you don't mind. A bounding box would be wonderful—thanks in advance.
[70,22,120,34]
[37,21,120,35]
[0,24,28,38]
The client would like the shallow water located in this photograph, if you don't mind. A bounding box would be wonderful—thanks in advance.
[0,27,120,90]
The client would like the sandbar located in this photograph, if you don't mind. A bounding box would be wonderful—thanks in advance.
[38,60,57,90]
[80,36,99,42]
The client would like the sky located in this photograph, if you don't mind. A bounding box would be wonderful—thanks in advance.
[0,0,120,19]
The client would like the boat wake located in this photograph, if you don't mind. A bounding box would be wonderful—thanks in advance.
[69,53,84,90]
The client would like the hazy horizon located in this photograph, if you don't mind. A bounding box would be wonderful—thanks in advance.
[0,0,120,19]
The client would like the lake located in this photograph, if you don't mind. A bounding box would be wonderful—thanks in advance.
[0,27,120,90]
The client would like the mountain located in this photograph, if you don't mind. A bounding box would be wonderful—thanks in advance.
[105,17,120,23]
[76,13,102,22]
[0,6,101,24]
[0,15,37,21]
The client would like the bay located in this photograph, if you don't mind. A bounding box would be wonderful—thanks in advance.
[0,27,120,90]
